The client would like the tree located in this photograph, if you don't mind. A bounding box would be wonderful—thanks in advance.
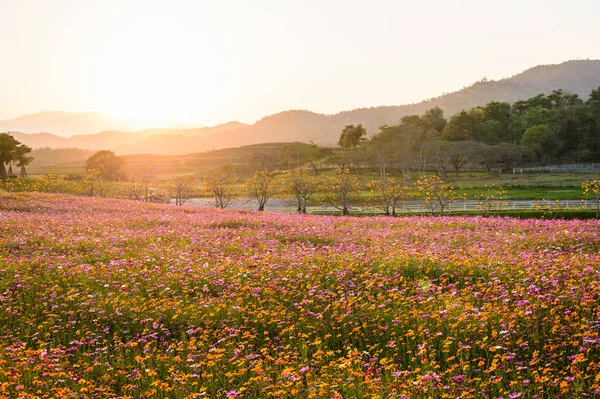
[245,171,276,211]
[83,169,111,198]
[284,168,320,214]
[0,133,21,179]
[169,174,196,206]
[421,107,447,132]
[444,141,479,177]
[589,87,600,104]
[442,109,485,141]
[205,172,236,209]
[86,150,124,180]
[338,124,366,148]
[124,174,145,201]
[15,144,33,177]
[521,124,557,163]
[366,176,409,216]
[582,179,600,219]
[321,169,360,216]
[367,127,396,182]
[416,175,457,216]
[472,143,499,173]
[475,184,507,215]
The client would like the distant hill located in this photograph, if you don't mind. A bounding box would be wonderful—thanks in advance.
[8,122,247,154]
[7,60,600,154]
[0,111,133,137]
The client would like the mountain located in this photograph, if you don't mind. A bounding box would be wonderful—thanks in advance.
[0,111,134,137]
[6,60,600,154]
[8,121,248,154]
[211,59,600,147]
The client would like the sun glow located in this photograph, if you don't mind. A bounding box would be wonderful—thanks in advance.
[60,2,243,129]
[88,43,234,128]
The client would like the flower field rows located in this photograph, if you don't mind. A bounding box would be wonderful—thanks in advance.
[1,193,599,398]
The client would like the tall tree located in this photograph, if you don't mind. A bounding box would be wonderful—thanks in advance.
[338,124,366,148]
[0,133,21,179]
[15,144,33,177]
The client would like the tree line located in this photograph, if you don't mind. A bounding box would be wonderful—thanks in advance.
[2,146,599,218]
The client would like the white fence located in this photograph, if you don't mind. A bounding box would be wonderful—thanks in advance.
[513,164,600,173]
[279,199,597,215]
[182,198,597,215]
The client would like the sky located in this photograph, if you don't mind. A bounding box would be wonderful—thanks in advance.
[1,0,599,128]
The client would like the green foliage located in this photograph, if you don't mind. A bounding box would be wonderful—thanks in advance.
[421,106,447,132]
[521,124,556,161]
[85,150,124,180]
[338,124,366,148]
[245,171,276,211]
[0,133,33,178]
[588,86,600,104]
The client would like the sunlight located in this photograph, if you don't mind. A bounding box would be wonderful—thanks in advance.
[86,37,236,128]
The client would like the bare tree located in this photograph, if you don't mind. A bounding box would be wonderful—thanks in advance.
[169,175,196,206]
[321,169,360,216]
[245,171,276,211]
[205,173,236,209]
[125,174,145,201]
[284,168,320,213]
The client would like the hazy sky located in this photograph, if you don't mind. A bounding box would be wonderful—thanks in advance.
[1,0,599,128]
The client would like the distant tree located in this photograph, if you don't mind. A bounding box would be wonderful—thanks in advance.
[582,179,600,219]
[247,152,279,172]
[169,174,196,206]
[329,148,356,172]
[338,124,366,148]
[279,142,330,173]
[84,169,111,198]
[521,124,557,163]
[205,173,236,209]
[367,127,397,182]
[445,141,479,177]
[421,107,447,132]
[284,168,320,214]
[366,176,409,216]
[15,144,33,177]
[321,169,360,216]
[0,133,21,179]
[125,174,145,201]
[219,163,237,179]
[245,171,276,211]
[475,184,507,215]
[416,175,457,216]
[495,143,527,173]
[548,89,582,109]
[442,109,485,141]
[85,150,124,180]
[475,144,500,173]
[589,87,600,104]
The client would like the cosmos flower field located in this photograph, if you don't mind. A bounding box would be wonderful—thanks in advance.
[1,194,600,398]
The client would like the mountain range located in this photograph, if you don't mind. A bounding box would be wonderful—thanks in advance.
[4,59,600,155]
